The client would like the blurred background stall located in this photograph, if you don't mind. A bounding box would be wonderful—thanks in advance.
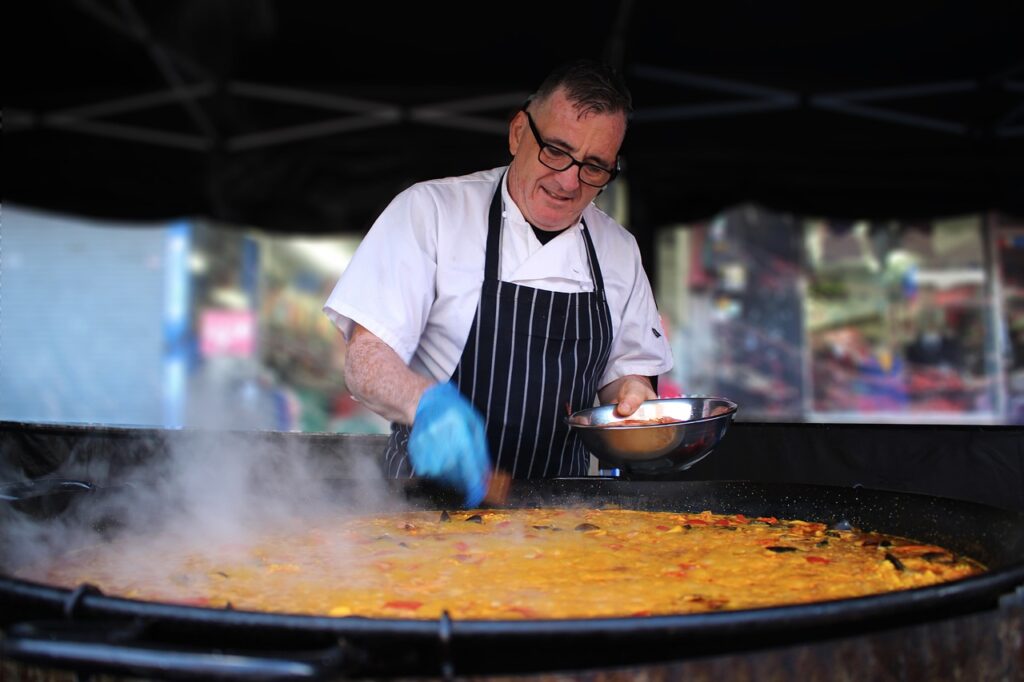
[3,1,1022,429]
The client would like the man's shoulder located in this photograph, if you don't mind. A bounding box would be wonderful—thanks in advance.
[583,204,638,250]
[407,166,505,199]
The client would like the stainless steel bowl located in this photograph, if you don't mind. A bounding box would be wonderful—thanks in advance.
[566,396,738,475]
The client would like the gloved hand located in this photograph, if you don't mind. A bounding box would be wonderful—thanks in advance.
[408,383,491,507]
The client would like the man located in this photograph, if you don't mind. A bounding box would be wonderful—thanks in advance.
[324,59,672,505]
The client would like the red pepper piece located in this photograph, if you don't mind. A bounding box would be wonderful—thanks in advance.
[178,596,211,607]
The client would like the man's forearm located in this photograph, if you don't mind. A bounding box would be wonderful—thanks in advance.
[344,325,433,424]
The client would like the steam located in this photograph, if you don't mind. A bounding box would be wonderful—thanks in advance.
[0,427,399,587]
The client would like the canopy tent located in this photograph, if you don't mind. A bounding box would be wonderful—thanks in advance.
[7,1,1024,238]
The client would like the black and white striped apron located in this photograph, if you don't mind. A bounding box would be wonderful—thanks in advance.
[384,176,613,479]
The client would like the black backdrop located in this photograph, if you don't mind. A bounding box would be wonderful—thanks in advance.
[7,0,1024,239]
[2,420,1022,511]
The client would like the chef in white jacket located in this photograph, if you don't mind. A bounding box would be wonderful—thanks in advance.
[324,59,673,505]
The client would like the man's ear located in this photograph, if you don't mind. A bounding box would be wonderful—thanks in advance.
[508,110,526,156]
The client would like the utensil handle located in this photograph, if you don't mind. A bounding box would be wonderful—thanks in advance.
[2,621,347,680]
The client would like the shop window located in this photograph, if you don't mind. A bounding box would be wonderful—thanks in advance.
[656,206,1017,424]
[996,219,1024,423]
[189,222,388,434]
[656,206,805,421]
[805,216,995,422]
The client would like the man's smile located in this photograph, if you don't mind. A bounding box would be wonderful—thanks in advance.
[540,185,574,202]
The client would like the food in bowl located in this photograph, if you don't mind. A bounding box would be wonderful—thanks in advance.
[599,416,684,427]
[17,507,984,620]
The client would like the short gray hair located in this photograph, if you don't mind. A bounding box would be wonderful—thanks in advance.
[528,58,633,119]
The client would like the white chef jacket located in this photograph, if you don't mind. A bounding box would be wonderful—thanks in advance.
[323,166,673,390]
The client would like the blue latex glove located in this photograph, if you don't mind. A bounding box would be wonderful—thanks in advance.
[408,383,491,507]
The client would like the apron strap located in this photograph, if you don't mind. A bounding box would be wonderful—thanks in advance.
[579,219,605,299]
[484,176,504,282]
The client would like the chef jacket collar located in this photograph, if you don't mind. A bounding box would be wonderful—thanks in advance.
[499,171,594,288]
[500,172,584,235]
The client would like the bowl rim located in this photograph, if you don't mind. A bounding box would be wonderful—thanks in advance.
[564,396,739,430]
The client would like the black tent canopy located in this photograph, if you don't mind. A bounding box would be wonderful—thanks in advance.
[7,1,1024,237]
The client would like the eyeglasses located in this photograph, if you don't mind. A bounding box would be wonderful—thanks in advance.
[523,110,619,188]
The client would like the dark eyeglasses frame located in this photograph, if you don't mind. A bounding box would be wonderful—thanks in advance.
[523,109,619,188]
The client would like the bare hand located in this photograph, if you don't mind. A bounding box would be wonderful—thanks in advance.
[602,375,657,417]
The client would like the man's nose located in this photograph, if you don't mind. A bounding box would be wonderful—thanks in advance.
[555,164,581,191]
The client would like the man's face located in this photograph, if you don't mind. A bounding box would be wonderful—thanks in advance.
[507,88,626,231]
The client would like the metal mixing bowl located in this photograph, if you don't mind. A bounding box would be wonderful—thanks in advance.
[566,396,738,475]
